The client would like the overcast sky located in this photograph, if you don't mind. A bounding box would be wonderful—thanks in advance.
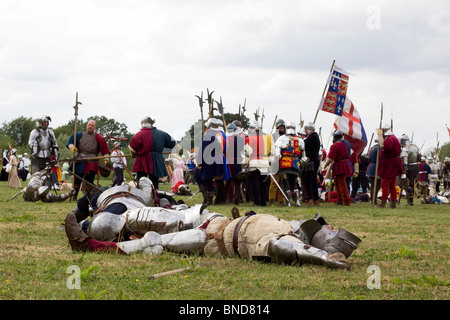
[0,0,449,154]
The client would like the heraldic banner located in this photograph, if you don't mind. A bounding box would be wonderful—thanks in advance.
[318,65,350,116]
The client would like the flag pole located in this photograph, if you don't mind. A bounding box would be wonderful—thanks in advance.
[313,59,336,124]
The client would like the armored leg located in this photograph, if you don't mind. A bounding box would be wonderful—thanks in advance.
[268,237,349,269]
[293,189,301,207]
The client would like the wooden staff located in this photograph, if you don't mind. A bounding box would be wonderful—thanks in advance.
[149,267,191,280]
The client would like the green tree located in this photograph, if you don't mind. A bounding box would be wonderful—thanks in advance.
[0,116,36,147]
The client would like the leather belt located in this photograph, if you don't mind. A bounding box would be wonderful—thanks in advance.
[232,214,254,256]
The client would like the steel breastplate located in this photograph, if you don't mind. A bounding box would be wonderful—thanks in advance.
[78,132,98,159]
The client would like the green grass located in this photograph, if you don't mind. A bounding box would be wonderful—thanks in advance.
[0,179,449,300]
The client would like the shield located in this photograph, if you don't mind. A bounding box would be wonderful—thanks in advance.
[99,162,113,178]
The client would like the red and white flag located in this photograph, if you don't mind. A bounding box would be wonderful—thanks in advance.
[334,97,368,156]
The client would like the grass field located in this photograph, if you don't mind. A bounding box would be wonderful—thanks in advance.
[0,179,448,302]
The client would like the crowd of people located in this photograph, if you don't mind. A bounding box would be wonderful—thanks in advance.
[1,114,450,208]
[173,118,450,207]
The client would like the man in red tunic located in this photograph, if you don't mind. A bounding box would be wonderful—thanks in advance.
[376,124,404,208]
[324,131,353,206]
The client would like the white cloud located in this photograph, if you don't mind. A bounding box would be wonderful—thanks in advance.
[0,0,449,153]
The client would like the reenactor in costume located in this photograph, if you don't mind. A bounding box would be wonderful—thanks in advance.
[443,157,450,191]
[28,115,59,174]
[66,120,111,200]
[273,121,304,206]
[22,163,75,202]
[129,116,177,189]
[64,206,361,270]
[427,157,441,196]
[376,124,404,208]
[417,156,432,199]
[367,136,381,204]
[195,118,230,205]
[243,120,271,206]
[268,119,287,205]
[303,122,321,206]
[110,141,127,187]
[399,134,420,205]
[323,131,353,206]
[225,123,245,205]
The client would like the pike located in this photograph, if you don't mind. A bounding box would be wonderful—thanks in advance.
[270,115,278,135]
[72,92,82,185]
[215,96,227,128]
[206,88,216,119]
[67,171,104,193]
[195,91,205,133]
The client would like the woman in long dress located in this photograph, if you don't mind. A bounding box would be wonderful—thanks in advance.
[8,149,22,189]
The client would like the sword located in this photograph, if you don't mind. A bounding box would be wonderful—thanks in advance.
[8,188,26,201]
[269,174,291,206]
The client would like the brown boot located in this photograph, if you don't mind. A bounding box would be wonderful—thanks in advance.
[206,191,215,206]
[378,200,386,208]
[64,212,89,252]
[307,199,314,206]
[314,200,320,207]
[390,201,397,209]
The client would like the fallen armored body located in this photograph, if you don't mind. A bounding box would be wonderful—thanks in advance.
[65,204,361,269]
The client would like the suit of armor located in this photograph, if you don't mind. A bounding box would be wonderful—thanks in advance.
[28,116,59,173]
[23,167,74,202]
[400,135,420,205]
[65,208,361,270]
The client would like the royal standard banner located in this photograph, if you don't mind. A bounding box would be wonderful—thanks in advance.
[319,66,349,116]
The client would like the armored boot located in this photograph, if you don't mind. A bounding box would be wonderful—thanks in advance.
[64,212,89,252]
[268,237,349,269]
[293,189,301,207]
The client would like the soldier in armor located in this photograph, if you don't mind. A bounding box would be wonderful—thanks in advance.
[23,162,75,202]
[225,123,245,205]
[28,115,59,174]
[274,121,304,206]
[64,207,361,270]
[66,120,111,200]
[427,157,440,197]
[417,156,432,199]
[399,134,420,205]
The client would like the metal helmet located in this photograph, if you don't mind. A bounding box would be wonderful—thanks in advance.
[275,119,286,129]
[37,115,51,129]
[305,122,315,131]
[88,212,127,241]
[232,120,242,128]
[286,121,296,135]
[333,130,344,143]
[400,134,410,146]
[226,123,237,133]
[249,120,261,130]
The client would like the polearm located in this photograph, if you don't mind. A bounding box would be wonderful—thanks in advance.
[372,102,383,206]
[195,91,205,133]
[313,59,336,124]
[270,115,278,135]
[216,96,227,128]
[58,154,133,163]
[67,171,104,193]
[72,92,82,184]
